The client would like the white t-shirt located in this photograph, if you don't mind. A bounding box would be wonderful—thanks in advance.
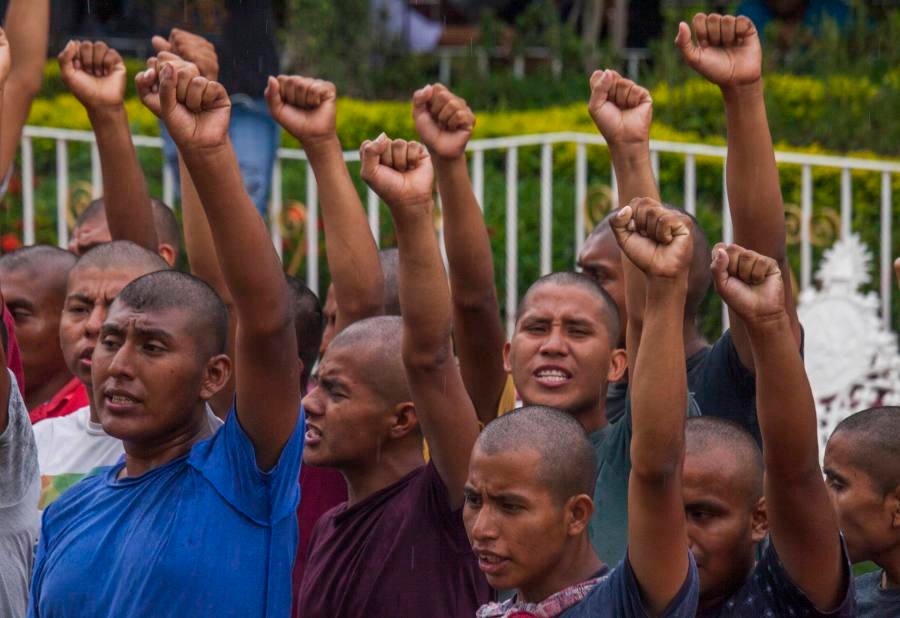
[34,404,224,509]
[0,371,40,618]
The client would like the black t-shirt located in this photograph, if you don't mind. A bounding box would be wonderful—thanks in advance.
[219,0,280,97]
[856,570,900,617]
[698,539,856,617]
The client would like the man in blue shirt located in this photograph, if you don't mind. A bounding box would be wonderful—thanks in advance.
[28,61,303,618]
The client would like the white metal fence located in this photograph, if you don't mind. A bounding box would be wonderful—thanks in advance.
[13,126,900,336]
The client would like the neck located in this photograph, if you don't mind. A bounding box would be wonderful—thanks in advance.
[25,369,74,411]
[880,547,900,589]
[519,537,603,604]
[683,319,708,359]
[571,396,608,434]
[120,406,208,478]
[86,383,99,423]
[341,444,424,506]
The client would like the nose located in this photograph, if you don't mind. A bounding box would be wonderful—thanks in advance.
[538,325,566,356]
[105,341,136,380]
[301,387,324,418]
[84,305,105,340]
[469,504,499,542]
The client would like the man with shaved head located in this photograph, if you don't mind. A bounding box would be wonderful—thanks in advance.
[31,241,173,507]
[0,246,85,422]
[296,135,490,616]
[825,407,900,615]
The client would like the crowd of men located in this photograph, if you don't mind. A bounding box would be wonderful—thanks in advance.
[0,2,897,617]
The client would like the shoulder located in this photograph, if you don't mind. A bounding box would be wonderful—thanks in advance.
[33,406,87,440]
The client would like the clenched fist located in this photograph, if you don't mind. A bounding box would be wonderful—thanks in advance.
[137,62,230,151]
[587,69,652,146]
[59,40,127,111]
[265,75,337,146]
[412,83,475,160]
[152,29,218,81]
[675,14,761,90]
[711,243,785,324]
[610,198,693,279]
[360,134,434,213]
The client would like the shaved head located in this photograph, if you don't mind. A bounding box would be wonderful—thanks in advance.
[517,271,620,350]
[76,197,182,258]
[0,244,77,280]
[328,315,410,406]
[72,240,170,279]
[830,407,900,494]
[686,416,764,505]
[477,405,597,502]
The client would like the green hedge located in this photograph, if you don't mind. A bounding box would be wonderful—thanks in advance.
[7,79,900,336]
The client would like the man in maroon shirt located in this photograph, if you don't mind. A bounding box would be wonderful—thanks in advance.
[295,133,491,617]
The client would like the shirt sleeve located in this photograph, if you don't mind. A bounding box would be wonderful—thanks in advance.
[189,402,305,525]
[0,371,39,508]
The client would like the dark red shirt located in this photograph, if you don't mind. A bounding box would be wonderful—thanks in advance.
[296,463,492,618]
[29,377,89,424]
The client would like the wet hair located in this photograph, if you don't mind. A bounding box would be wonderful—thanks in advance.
[0,245,77,301]
[76,197,182,258]
[285,274,324,381]
[114,270,228,358]
[830,407,900,494]
[379,248,401,316]
[72,240,170,278]
[686,416,764,504]
[592,206,711,320]
[328,315,411,406]
[516,271,620,349]
[477,405,597,502]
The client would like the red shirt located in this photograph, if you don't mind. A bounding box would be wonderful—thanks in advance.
[2,307,24,392]
[29,377,89,424]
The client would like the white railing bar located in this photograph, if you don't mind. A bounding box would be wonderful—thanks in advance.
[305,163,319,294]
[269,158,283,259]
[367,188,380,247]
[90,142,101,199]
[840,168,852,239]
[575,143,587,263]
[22,137,34,245]
[540,143,553,275]
[610,165,618,210]
[721,164,731,331]
[162,160,175,208]
[471,149,485,211]
[684,154,696,215]
[55,139,68,249]
[881,172,892,330]
[800,165,813,291]
[650,150,660,180]
[506,147,518,339]
[436,192,449,273]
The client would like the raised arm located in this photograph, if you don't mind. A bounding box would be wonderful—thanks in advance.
[59,41,156,252]
[588,70,658,375]
[137,63,299,470]
[611,198,692,613]
[361,135,480,509]
[413,84,506,425]
[266,75,384,332]
[0,0,48,180]
[712,243,846,609]
[677,13,801,371]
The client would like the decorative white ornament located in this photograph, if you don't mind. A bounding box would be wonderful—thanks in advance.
[797,234,900,455]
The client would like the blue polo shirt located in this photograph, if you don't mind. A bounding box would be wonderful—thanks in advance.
[28,405,304,618]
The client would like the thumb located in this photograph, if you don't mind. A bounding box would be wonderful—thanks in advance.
[675,22,700,65]
[158,62,177,116]
[360,133,389,180]
[609,205,634,247]
[58,40,77,74]
[152,35,172,53]
[588,70,613,109]
[710,245,731,293]
[264,76,281,113]
[412,85,433,119]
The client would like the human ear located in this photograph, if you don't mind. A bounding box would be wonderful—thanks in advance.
[389,401,419,440]
[751,496,768,543]
[566,494,595,536]
[157,243,177,267]
[199,354,232,401]
[888,486,900,528]
[502,341,512,374]
[607,347,627,383]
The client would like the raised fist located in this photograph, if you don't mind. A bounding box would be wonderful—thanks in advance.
[152,28,218,81]
[675,14,761,89]
[610,198,693,279]
[587,69,652,146]
[58,40,127,110]
[264,75,337,145]
[360,134,434,212]
[711,243,785,324]
[412,83,475,160]
[136,62,230,151]
[0,29,10,90]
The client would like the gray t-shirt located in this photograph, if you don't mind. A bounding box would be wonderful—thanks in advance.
[856,570,900,617]
[0,371,40,617]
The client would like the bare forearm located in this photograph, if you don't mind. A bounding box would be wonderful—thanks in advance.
[90,106,157,251]
[182,142,290,326]
[394,203,453,366]
[630,279,687,477]
[307,136,383,325]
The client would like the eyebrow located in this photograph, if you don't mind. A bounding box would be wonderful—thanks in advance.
[100,323,177,343]
[66,293,94,305]
[684,500,728,512]
[6,298,34,311]
[823,467,848,484]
